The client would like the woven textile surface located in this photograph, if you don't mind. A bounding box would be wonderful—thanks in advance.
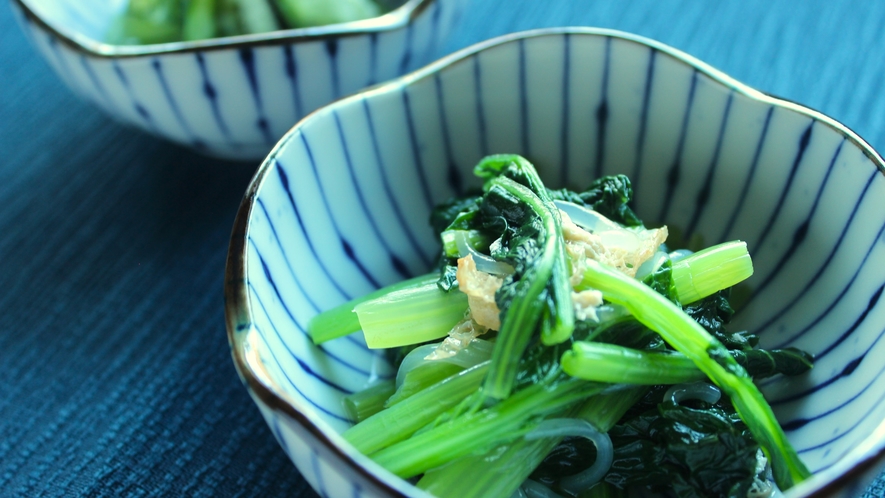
[2,0,885,496]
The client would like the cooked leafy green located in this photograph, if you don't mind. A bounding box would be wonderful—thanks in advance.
[606,397,761,498]
[470,155,576,399]
[108,0,395,44]
[307,154,814,498]
[548,174,643,228]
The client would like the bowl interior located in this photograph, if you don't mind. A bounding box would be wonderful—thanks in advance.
[236,29,885,494]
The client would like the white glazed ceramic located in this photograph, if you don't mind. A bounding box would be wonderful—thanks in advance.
[225,28,885,497]
[10,0,469,160]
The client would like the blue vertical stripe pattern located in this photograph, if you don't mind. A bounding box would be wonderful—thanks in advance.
[721,106,775,241]
[402,88,436,212]
[473,56,489,156]
[324,39,342,99]
[630,48,656,194]
[559,34,571,186]
[196,52,237,147]
[298,133,382,290]
[683,92,734,239]
[111,60,158,132]
[78,55,115,113]
[151,58,205,150]
[434,73,463,195]
[755,169,879,336]
[362,98,434,268]
[239,47,275,145]
[332,110,413,280]
[751,121,816,256]
[744,140,847,307]
[594,37,612,179]
[518,39,529,158]
[659,69,698,221]
[282,45,305,120]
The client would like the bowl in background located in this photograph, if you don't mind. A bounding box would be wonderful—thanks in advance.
[225,28,885,497]
[10,0,469,160]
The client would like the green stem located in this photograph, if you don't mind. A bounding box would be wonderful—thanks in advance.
[371,376,604,478]
[564,343,813,384]
[385,362,464,407]
[232,0,279,33]
[306,273,441,345]
[108,0,183,44]
[579,259,810,490]
[562,342,706,385]
[342,380,395,423]
[416,387,646,497]
[182,0,217,40]
[480,175,574,399]
[343,362,488,455]
[355,279,468,349]
[672,240,754,304]
[575,386,649,431]
[274,0,382,28]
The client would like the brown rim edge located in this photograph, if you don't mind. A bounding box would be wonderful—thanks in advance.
[224,27,885,498]
[12,0,435,58]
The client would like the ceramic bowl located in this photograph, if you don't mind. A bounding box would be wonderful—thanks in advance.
[225,28,885,497]
[10,0,469,160]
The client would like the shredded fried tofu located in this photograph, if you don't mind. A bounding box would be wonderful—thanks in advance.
[453,211,665,332]
[425,313,488,360]
[560,210,668,278]
[456,254,503,330]
[572,289,604,322]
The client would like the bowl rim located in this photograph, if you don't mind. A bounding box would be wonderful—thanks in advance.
[12,0,435,58]
[225,26,885,498]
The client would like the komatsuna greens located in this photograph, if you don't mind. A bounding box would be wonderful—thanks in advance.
[307,154,813,498]
[107,0,395,45]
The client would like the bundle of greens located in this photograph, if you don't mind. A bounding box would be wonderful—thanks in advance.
[307,154,813,498]
[107,0,395,45]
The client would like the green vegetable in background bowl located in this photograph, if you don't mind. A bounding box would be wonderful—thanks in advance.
[107,0,393,44]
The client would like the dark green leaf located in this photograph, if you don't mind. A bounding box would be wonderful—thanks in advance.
[732,347,814,379]
[548,174,642,227]
[606,400,760,498]
[429,195,482,235]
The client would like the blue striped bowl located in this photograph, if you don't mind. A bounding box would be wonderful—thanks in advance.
[10,0,468,160]
[225,28,885,497]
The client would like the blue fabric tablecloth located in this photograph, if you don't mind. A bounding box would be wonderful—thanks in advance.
[2,0,885,496]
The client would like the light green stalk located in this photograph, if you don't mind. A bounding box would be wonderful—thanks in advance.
[370,376,605,478]
[354,280,468,349]
[562,342,706,385]
[274,0,382,28]
[672,240,753,304]
[183,0,217,40]
[417,387,646,497]
[306,273,441,344]
[386,363,465,407]
[342,380,395,423]
[232,0,279,34]
[343,362,488,455]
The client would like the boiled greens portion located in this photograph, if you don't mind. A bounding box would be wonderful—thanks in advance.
[307,154,813,497]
